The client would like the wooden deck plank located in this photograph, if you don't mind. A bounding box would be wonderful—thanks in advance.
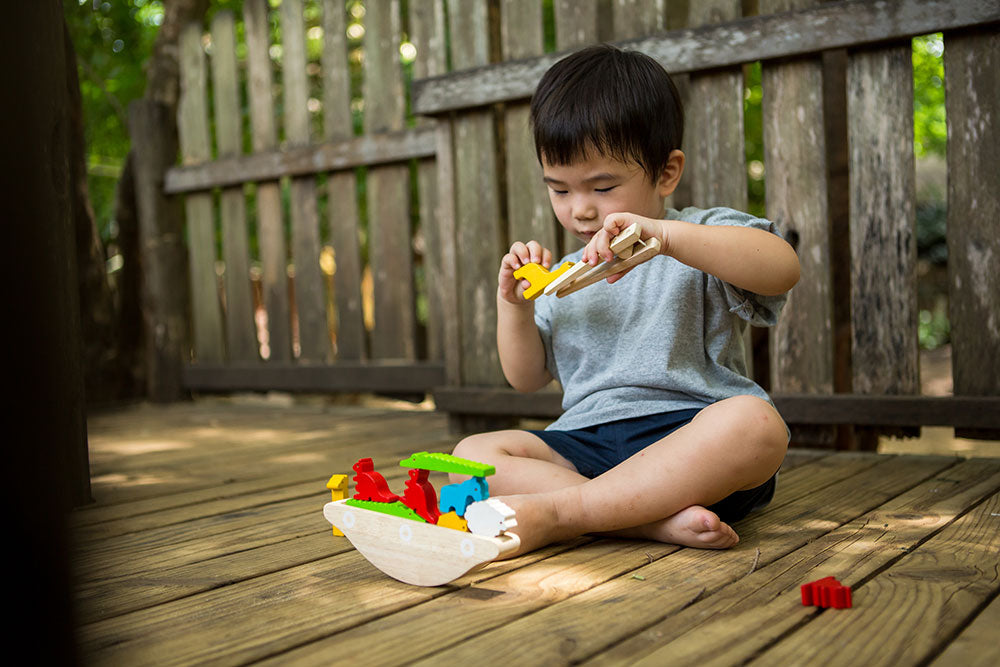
[931,591,1000,667]
[409,456,958,665]
[244,454,917,665]
[585,458,1000,666]
[75,402,999,664]
[755,486,1000,666]
[77,537,593,665]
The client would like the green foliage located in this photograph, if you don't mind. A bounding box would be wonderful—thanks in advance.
[64,0,166,243]
[913,33,947,158]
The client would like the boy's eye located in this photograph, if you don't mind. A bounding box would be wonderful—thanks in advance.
[595,186,616,193]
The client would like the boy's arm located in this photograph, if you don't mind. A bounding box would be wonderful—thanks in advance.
[497,241,554,393]
[587,213,800,296]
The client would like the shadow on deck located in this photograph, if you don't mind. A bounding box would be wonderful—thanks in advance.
[74,398,1000,665]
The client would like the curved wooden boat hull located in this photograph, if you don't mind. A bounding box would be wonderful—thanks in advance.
[324,499,520,586]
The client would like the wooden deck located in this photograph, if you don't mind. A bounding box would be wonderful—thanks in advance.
[75,399,1000,666]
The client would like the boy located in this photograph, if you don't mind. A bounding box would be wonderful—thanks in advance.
[451,44,800,556]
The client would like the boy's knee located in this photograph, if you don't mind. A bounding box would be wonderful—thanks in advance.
[715,395,788,455]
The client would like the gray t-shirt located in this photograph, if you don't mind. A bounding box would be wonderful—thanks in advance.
[533,206,787,431]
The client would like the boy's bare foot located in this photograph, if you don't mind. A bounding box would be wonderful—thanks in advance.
[634,505,739,549]
[493,494,738,558]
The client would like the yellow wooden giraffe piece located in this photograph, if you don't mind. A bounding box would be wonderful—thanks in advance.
[513,261,574,300]
[326,474,349,536]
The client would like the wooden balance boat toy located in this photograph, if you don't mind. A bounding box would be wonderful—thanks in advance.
[323,452,519,586]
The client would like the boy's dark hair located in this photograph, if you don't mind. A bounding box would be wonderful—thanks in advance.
[530,44,684,182]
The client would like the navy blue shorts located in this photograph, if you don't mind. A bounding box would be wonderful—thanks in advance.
[528,409,776,523]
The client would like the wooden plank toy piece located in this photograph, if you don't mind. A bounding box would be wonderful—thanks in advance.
[543,260,591,296]
[556,237,662,297]
[609,222,641,259]
[324,499,520,586]
[512,261,573,300]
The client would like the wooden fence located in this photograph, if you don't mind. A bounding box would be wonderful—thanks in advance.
[140,0,999,446]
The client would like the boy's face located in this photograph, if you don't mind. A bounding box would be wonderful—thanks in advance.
[541,151,679,243]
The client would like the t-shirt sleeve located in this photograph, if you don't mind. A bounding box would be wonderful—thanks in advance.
[697,207,789,327]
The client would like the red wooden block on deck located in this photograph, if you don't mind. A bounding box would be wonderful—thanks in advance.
[801,576,852,609]
[352,458,399,503]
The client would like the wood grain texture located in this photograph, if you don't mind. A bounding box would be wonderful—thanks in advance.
[554,0,602,255]
[612,0,664,39]
[451,0,506,386]
[762,0,833,395]
[210,11,258,363]
[365,0,417,360]
[164,128,436,193]
[244,0,292,362]
[411,0,447,361]
[405,456,956,666]
[931,589,1000,667]
[501,1,555,255]
[757,488,1000,666]
[321,0,365,360]
[281,0,331,361]
[847,45,918,395]
[412,0,1000,115]
[177,22,224,363]
[944,27,1000,409]
[592,458,996,666]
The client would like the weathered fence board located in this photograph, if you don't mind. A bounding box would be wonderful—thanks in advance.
[321,0,365,361]
[281,0,330,362]
[244,0,292,362]
[944,26,1000,438]
[763,0,833,398]
[210,11,258,363]
[451,0,506,387]
[847,45,919,398]
[412,0,1000,115]
[177,22,224,363]
[554,0,602,254]
[411,0,447,362]
[501,0,555,256]
[365,0,417,361]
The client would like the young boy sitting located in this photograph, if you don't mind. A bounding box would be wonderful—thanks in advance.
[451,44,800,557]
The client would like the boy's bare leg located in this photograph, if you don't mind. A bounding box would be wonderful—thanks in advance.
[452,395,787,556]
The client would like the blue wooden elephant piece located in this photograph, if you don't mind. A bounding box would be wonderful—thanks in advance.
[438,476,489,517]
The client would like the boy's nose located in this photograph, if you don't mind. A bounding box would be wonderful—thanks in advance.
[572,198,597,222]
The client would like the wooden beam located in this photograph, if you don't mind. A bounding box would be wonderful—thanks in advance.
[183,362,445,393]
[164,126,437,193]
[432,387,1000,429]
[412,0,1000,115]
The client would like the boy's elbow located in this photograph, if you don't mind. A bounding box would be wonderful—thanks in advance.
[509,370,552,394]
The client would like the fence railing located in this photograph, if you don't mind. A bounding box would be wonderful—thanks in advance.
[145,0,999,446]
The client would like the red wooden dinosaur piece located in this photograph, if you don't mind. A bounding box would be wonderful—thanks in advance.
[401,468,441,524]
[352,458,399,503]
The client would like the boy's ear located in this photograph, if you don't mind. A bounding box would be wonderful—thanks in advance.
[657,150,685,197]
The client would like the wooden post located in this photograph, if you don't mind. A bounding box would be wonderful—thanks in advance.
[321,0,367,361]
[281,0,332,362]
[411,0,448,361]
[847,43,920,445]
[760,0,836,448]
[5,4,89,657]
[244,0,294,362]
[129,98,190,401]
[364,0,417,361]
[211,11,258,363]
[945,26,1000,439]
[501,0,557,255]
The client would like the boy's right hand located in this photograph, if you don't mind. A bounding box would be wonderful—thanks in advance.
[498,240,553,305]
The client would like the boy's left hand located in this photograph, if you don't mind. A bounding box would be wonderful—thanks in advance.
[582,213,669,283]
